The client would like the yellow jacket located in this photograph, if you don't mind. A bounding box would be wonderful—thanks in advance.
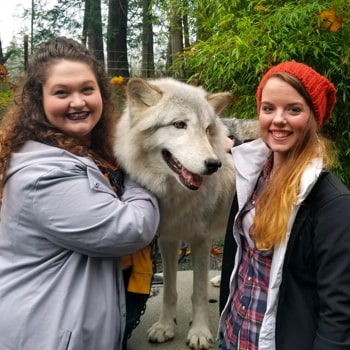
[122,246,153,294]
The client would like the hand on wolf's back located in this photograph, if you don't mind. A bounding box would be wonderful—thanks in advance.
[225,137,235,153]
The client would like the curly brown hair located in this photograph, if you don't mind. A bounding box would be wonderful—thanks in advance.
[0,37,118,201]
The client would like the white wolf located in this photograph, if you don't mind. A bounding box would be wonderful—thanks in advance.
[114,77,257,349]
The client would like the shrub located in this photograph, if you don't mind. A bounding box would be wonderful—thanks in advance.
[0,82,14,119]
[174,0,350,186]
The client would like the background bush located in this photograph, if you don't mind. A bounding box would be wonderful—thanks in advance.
[0,82,14,119]
[174,0,350,186]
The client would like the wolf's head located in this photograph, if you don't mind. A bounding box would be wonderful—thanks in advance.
[114,77,233,196]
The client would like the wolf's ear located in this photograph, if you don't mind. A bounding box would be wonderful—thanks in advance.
[127,78,163,108]
[206,92,233,115]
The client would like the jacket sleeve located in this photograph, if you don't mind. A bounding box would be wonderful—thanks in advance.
[312,175,350,349]
[32,162,160,257]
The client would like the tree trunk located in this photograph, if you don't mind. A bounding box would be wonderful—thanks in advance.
[168,0,183,75]
[107,0,129,78]
[83,0,104,65]
[141,0,155,78]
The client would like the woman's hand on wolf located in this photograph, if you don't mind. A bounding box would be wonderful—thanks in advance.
[225,137,234,153]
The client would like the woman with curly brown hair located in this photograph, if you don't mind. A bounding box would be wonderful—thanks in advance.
[0,36,159,350]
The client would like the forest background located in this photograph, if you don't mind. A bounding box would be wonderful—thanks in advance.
[0,0,349,187]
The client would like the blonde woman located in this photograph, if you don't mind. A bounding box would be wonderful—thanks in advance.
[219,61,350,350]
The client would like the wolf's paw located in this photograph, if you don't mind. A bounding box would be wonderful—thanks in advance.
[147,320,175,343]
[187,326,213,349]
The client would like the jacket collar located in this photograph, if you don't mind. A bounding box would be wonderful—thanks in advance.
[232,138,323,207]
[232,138,270,210]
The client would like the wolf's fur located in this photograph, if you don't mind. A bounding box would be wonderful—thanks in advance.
[114,77,258,349]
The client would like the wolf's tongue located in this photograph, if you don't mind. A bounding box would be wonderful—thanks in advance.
[181,168,203,188]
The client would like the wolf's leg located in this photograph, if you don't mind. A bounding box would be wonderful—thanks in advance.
[186,237,213,349]
[147,238,179,343]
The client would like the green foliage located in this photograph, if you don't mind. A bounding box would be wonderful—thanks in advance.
[3,42,25,79]
[173,0,350,187]
[23,0,84,49]
[0,82,14,119]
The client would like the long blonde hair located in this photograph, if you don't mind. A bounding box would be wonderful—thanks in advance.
[252,73,337,250]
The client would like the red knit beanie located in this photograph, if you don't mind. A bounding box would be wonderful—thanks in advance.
[256,61,336,127]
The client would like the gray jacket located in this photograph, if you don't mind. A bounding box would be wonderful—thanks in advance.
[0,141,160,350]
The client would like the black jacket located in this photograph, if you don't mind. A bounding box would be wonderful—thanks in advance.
[220,171,350,350]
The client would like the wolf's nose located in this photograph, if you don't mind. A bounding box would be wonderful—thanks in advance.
[205,159,222,174]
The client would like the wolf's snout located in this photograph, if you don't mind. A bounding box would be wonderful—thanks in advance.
[205,159,222,174]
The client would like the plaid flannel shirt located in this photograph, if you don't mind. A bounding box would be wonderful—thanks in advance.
[222,157,273,350]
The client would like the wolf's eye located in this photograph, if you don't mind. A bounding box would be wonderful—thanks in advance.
[173,121,187,129]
